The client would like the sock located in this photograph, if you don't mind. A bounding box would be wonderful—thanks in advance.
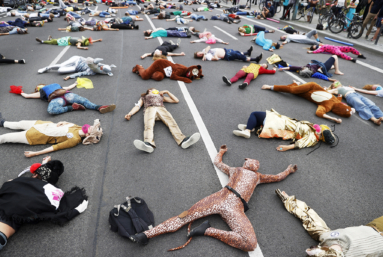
[316,38,320,42]
[67,106,73,112]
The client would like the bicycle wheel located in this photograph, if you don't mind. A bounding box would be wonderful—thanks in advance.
[258,1,264,11]
[348,22,364,39]
[318,12,329,24]
[276,3,282,13]
[329,19,344,33]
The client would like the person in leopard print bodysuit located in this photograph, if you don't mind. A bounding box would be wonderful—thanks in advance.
[132,145,297,251]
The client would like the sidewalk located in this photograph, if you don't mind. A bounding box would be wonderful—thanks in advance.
[220,0,383,54]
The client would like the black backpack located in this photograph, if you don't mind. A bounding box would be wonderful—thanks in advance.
[109,196,154,241]
[316,24,324,30]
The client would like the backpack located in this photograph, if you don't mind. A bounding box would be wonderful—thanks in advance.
[109,196,154,241]
[316,24,324,30]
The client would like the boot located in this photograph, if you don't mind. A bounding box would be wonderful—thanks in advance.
[187,220,211,238]
[132,232,149,245]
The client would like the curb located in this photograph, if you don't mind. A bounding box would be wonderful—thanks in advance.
[219,3,383,54]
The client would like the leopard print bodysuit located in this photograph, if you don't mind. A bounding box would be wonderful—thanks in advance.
[143,145,297,251]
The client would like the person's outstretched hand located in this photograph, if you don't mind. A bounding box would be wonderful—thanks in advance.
[125,114,131,121]
[75,200,88,213]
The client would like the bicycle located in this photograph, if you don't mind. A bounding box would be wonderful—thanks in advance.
[346,13,364,39]
[318,4,335,24]
[258,0,266,11]
[329,7,363,37]
[296,1,315,23]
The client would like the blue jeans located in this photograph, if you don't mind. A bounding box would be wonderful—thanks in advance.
[47,93,99,115]
[236,11,247,15]
[224,49,247,61]
[69,11,81,19]
[346,93,383,120]
[191,14,205,20]
[126,1,137,4]
[99,11,110,17]
[246,112,266,130]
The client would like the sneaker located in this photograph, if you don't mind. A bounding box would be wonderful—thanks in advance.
[134,140,154,153]
[222,76,232,86]
[36,37,43,43]
[0,112,5,127]
[233,129,250,138]
[255,52,263,63]
[169,40,175,45]
[98,104,116,114]
[238,82,248,89]
[131,232,149,245]
[237,124,247,130]
[177,38,181,46]
[247,46,253,56]
[19,59,26,64]
[181,133,200,149]
[72,103,86,111]
[358,54,366,59]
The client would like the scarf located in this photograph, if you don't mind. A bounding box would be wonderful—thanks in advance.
[0,177,87,226]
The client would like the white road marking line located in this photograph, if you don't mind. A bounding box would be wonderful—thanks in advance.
[214,25,238,40]
[218,9,383,74]
[146,14,264,257]
[49,46,70,66]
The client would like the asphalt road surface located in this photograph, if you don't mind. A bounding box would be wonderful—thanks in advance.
[1,3,383,257]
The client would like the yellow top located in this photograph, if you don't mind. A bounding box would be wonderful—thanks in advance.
[258,109,319,149]
[25,121,83,151]
[241,63,260,78]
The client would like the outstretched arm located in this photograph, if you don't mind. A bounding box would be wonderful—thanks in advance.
[24,146,54,158]
[62,81,78,90]
[125,98,143,120]
[259,164,297,184]
[213,145,231,176]
[352,87,378,95]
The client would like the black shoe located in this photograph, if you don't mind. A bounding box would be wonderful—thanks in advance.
[192,8,197,11]
[222,76,232,86]
[280,17,285,20]
[238,82,248,89]
[351,59,357,63]
[188,220,211,238]
[36,38,43,43]
[132,233,149,245]
[358,54,366,59]
[135,25,139,30]
[255,53,263,63]
[203,18,208,21]
[196,18,201,21]
[247,46,253,56]
[0,113,5,127]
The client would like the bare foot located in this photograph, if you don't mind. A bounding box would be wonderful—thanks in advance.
[293,80,301,85]
[334,71,344,75]
[371,117,381,126]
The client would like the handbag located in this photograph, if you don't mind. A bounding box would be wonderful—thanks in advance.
[109,196,154,241]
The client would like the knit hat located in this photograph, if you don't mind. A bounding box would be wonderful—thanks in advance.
[319,125,335,145]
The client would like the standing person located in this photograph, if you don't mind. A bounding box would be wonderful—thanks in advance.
[194,45,263,62]
[0,157,88,251]
[326,81,383,125]
[362,0,383,40]
[10,82,116,115]
[0,116,103,157]
[370,4,383,41]
[280,0,290,20]
[140,39,185,59]
[345,0,357,28]
[275,190,383,257]
[0,54,25,64]
[222,62,276,89]
[124,88,200,153]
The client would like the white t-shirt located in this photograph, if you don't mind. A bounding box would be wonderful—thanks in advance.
[376,89,383,97]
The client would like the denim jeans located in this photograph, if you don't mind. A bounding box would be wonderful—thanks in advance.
[47,93,99,115]
[99,11,110,17]
[191,14,205,20]
[346,93,383,120]
[68,11,81,19]
[224,49,247,61]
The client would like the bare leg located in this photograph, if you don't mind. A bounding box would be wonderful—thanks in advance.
[332,55,343,75]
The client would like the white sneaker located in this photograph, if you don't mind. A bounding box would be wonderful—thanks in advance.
[233,130,251,138]
[134,140,154,153]
[181,133,201,149]
[237,124,247,131]
[38,67,49,73]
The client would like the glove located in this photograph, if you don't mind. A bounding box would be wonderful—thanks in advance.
[75,200,88,213]
[9,85,23,95]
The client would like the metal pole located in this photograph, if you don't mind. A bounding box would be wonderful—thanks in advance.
[292,0,299,20]
[375,18,383,45]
